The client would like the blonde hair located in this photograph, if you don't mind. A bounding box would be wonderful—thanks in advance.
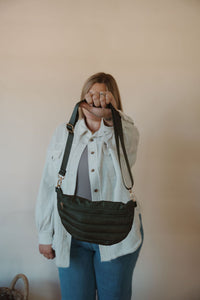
[80,72,123,111]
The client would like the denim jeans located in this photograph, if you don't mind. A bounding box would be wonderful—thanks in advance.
[58,214,144,300]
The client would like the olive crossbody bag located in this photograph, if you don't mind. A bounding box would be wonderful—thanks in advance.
[55,100,137,245]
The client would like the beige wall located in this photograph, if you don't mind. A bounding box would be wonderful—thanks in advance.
[0,0,200,299]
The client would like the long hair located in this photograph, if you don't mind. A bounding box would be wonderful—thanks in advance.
[80,72,123,111]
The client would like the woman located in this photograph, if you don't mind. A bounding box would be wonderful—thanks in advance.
[36,72,144,300]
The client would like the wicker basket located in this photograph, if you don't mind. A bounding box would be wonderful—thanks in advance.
[0,274,29,300]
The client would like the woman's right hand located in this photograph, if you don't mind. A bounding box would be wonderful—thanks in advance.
[80,91,117,121]
[84,90,117,109]
[39,244,55,259]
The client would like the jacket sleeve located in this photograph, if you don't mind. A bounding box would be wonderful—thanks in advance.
[35,127,59,245]
[118,110,140,168]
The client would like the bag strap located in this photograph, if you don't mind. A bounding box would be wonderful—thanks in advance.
[58,100,81,177]
[58,100,134,191]
[110,104,134,190]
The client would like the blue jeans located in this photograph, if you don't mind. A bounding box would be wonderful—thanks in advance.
[58,214,144,300]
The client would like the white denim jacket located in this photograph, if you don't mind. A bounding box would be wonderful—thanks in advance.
[36,110,142,267]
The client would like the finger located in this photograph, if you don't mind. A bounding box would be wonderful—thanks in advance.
[85,92,93,106]
[47,253,54,259]
[99,93,107,108]
[92,92,100,107]
[105,92,111,105]
[44,252,54,259]
[106,92,117,109]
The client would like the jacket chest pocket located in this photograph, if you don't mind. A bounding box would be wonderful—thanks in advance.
[49,146,64,183]
[101,142,116,179]
[51,149,63,161]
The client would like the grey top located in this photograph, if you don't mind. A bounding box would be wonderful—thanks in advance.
[75,146,92,200]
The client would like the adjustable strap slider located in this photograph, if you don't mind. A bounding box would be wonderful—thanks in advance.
[66,123,74,133]
[57,174,65,188]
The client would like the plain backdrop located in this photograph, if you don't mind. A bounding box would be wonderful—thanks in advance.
[0,0,200,299]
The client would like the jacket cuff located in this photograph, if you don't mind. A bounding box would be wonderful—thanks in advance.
[38,232,53,245]
[118,110,134,124]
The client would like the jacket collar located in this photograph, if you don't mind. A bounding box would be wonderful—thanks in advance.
[75,118,113,139]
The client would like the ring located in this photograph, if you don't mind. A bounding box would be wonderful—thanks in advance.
[99,92,106,96]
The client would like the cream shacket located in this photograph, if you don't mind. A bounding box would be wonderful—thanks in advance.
[36,110,142,267]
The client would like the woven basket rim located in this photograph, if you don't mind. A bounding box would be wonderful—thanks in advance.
[0,274,29,299]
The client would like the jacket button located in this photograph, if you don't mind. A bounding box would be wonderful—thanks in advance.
[91,169,95,172]
[91,151,95,154]
[94,189,98,192]
[90,138,94,142]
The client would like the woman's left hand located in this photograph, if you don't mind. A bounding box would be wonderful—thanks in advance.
[80,91,117,120]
